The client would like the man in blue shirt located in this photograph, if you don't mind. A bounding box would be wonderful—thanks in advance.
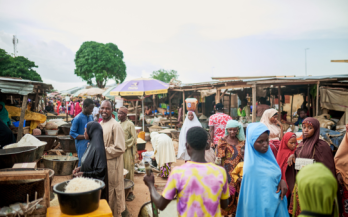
[70,98,95,166]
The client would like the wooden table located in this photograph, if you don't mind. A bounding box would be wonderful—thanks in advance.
[47,200,112,217]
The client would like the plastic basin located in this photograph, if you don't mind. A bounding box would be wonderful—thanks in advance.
[53,179,105,215]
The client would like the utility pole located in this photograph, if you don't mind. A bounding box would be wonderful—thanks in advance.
[305,48,309,76]
[13,35,18,57]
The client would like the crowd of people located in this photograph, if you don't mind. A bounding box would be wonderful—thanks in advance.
[143,102,347,217]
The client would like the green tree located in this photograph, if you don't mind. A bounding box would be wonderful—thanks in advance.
[150,69,178,83]
[0,48,42,81]
[74,41,126,88]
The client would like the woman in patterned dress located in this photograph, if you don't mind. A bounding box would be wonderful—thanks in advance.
[217,120,245,217]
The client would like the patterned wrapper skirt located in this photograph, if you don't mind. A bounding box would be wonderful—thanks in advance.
[160,163,172,178]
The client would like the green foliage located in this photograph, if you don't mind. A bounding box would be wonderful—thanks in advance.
[74,41,127,88]
[0,48,42,81]
[150,69,178,83]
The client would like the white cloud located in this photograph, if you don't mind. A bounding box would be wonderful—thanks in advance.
[0,0,347,91]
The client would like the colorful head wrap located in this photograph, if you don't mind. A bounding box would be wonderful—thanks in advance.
[225,120,245,141]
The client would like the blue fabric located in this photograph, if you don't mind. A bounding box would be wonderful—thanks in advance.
[70,113,93,166]
[236,122,289,217]
[294,117,304,126]
[320,127,345,150]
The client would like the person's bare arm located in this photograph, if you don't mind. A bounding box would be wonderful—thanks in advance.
[209,126,214,145]
[144,175,171,210]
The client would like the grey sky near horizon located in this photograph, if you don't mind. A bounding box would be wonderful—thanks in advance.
[0,0,347,91]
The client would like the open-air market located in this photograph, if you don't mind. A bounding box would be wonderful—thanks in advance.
[0,1,348,217]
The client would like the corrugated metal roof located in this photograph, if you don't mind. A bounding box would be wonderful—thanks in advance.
[0,77,53,95]
[172,74,348,89]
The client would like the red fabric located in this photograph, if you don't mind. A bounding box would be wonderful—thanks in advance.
[208,113,232,144]
[74,102,82,117]
[137,150,147,160]
[276,132,296,197]
[341,186,348,216]
[56,101,61,115]
[269,140,280,158]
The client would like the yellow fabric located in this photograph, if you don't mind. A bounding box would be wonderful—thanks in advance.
[138,131,145,140]
[232,162,244,182]
[5,105,46,133]
[47,199,112,217]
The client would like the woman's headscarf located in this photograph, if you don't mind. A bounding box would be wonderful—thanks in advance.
[335,133,348,190]
[236,122,289,217]
[150,132,159,150]
[0,102,11,126]
[260,108,281,140]
[276,132,297,197]
[80,122,109,201]
[224,120,245,141]
[177,111,202,160]
[294,163,338,217]
[295,117,336,176]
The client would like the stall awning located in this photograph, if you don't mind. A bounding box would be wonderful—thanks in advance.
[0,80,34,95]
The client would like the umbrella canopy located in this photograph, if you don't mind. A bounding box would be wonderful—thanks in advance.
[78,88,105,97]
[103,85,119,99]
[110,78,169,96]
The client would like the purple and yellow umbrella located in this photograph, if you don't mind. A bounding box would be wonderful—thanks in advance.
[110,78,169,96]
[110,78,169,130]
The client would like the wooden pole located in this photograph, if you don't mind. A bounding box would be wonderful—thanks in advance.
[34,91,39,112]
[135,100,138,125]
[229,93,231,116]
[252,84,256,122]
[17,95,28,142]
[153,94,156,110]
[290,95,294,122]
[169,91,172,128]
[278,86,281,121]
[183,91,185,122]
[307,85,310,116]
[316,81,320,116]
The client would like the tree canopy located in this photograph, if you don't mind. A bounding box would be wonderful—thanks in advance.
[0,48,42,82]
[150,69,178,83]
[74,41,127,88]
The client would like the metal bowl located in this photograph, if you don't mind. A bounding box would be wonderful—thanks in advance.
[57,136,76,153]
[42,155,78,176]
[34,135,57,151]
[0,146,38,169]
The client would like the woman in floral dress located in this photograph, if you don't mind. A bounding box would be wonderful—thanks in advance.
[217,120,245,217]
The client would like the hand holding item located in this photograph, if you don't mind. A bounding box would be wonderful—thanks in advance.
[143,174,155,187]
[73,172,84,177]
[287,154,295,166]
[276,179,288,200]
[73,167,81,175]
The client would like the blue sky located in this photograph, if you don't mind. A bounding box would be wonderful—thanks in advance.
[0,0,347,91]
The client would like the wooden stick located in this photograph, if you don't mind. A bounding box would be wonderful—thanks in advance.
[17,95,28,142]
[34,91,39,112]
[135,100,138,125]
[278,86,281,121]
[316,81,320,116]
[183,91,185,122]
[169,91,172,128]
[252,84,256,122]
[290,94,294,122]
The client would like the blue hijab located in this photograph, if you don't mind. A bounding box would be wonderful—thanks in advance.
[236,123,289,217]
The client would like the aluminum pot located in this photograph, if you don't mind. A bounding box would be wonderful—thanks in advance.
[42,155,78,176]
[0,147,38,169]
[57,136,77,153]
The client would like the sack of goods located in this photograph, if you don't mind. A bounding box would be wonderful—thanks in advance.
[185,98,198,111]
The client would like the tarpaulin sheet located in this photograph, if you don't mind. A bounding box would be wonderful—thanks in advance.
[321,88,348,111]
[5,106,47,133]
[320,127,345,150]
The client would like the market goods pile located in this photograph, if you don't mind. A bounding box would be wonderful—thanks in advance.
[65,177,100,193]
[4,134,45,149]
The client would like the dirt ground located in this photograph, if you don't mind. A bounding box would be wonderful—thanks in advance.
[50,141,183,217]
[126,141,184,217]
